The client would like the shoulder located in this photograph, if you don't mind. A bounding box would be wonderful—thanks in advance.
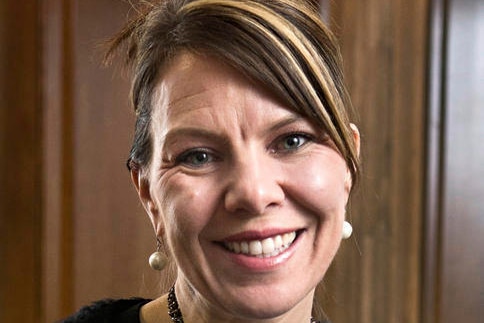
[59,298,151,323]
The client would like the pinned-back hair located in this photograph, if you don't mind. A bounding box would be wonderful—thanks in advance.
[106,0,360,186]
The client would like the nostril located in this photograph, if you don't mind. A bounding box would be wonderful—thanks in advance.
[224,186,284,216]
[267,201,281,208]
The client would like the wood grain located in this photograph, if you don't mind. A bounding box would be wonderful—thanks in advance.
[41,0,75,320]
[321,1,429,322]
[0,1,42,322]
[69,0,162,313]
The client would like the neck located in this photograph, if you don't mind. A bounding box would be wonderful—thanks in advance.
[173,278,316,323]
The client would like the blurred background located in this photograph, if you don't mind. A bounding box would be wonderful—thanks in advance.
[0,0,482,322]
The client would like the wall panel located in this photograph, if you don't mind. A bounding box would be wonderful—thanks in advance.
[41,1,162,321]
[0,1,42,322]
[41,0,75,320]
[322,1,429,322]
[69,0,162,313]
[440,0,484,321]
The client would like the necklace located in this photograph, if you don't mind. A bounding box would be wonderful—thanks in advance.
[168,286,184,323]
[167,286,321,323]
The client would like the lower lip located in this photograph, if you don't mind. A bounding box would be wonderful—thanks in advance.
[218,232,302,272]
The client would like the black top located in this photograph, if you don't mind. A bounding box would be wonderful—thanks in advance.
[59,298,151,323]
[59,298,330,323]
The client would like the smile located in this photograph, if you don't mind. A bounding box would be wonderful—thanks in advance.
[223,231,297,258]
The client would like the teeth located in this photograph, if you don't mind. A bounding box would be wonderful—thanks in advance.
[249,241,262,255]
[274,235,283,249]
[261,237,274,254]
[224,231,297,258]
[241,241,249,254]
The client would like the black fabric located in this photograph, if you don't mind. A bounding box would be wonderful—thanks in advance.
[59,297,332,322]
[59,298,151,323]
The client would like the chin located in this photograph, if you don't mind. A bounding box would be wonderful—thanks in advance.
[226,300,296,320]
[213,283,312,320]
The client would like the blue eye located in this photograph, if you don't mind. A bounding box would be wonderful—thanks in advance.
[278,133,310,151]
[177,150,214,167]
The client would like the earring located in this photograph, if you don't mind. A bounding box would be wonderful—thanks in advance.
[342,220,353,239]
[149,238,168,271]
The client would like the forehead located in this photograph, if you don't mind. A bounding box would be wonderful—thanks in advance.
[160,52,281,105]
[151,52,298,131]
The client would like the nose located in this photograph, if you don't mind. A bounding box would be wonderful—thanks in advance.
[224,152,285,215]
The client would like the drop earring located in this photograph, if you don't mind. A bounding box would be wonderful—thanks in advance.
[342,220,353,239]
[149,238,168,271]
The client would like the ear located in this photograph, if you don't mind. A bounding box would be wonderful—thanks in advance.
[350,123,361,157]
[131,168,164,237]
[344,123,361,192]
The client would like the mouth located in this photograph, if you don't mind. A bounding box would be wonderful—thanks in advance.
[222,230,301,258]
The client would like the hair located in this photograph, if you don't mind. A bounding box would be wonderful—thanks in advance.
[106,0,360,186]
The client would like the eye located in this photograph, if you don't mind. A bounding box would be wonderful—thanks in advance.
[273,133,312,153]
[176,149,215,168]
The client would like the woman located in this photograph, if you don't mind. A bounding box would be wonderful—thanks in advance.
[64,0,360,322]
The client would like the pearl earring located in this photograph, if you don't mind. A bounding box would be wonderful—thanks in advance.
[149,238,168,271]
[342,220,353,239]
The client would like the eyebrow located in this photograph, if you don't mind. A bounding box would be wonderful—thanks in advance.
[162,114,307,147]
[266,115,306,134]
[162,127,228,148]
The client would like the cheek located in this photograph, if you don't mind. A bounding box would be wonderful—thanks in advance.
[158,174,218,241]
[287,154,349,216]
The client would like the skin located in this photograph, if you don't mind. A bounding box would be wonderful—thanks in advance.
[133,52,360,323]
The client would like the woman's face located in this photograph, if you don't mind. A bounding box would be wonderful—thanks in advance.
[137,52,354,320]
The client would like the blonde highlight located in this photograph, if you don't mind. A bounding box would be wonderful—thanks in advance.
[107,0,360,193]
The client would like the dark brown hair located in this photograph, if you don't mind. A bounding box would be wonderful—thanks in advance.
[106,0,360,186]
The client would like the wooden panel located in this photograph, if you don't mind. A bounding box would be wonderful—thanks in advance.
[422,0,446,322]
[440,0,484,321]
[41,1,163,321]
[70,0,162,312]
[41,0,75,320]
[321,1,429,323]
[0,1,42,322]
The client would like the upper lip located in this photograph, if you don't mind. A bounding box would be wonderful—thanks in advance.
[220,228,303,242]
